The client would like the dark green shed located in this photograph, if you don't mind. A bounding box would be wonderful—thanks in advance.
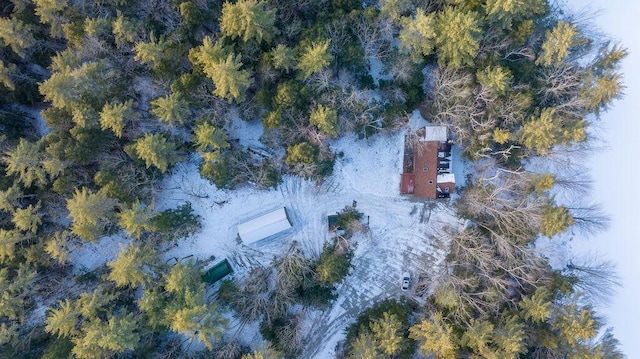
[202,259,233,284]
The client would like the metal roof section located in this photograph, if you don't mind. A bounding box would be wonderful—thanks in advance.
[436,173,456,184]
[238,207,292,244]
[420,126,448,142]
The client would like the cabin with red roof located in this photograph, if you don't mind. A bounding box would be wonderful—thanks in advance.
[400,126,455,199]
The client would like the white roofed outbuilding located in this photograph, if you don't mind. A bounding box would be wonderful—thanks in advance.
[419,125,448,142]
[238,207,292,245]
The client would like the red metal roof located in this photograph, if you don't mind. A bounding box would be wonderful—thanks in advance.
[413,142,439,198]
[400,173,415,194]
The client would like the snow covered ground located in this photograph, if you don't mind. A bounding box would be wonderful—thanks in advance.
[153,128,461,356]
[67,115,463,356]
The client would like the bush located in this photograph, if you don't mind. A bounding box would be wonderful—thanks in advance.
[314,240,353,285]
[150,202,201,239]
[342,298,417,358]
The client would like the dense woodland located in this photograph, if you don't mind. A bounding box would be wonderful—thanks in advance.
[0,0,628,358]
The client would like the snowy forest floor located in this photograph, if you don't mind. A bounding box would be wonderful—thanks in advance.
[70,120,466,357]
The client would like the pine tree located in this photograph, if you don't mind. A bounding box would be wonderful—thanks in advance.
[309,104,338,138]
[75,288,114,318]
[33,0,68,37]
[409,312,457,359]
[190,37,253,102]
[434,7,482,69]
[370,312,403,356]
[112,12,140,48]
[0,264,37,320]
[151,92,191,126]
[518,108,560,155]
[460,318,496,358]
[0,17,36,58]
[100,100,133,138]
[398,9,436,60]
[107,244,155,288]
[133,133,179,172]
[169,304,224,349]
[519,288,552,322]
[537,21,578,67]
[134,35,172,71]
[348,331,379,359]
[66,187,118,241]
[118,200,154,239]
[552,302,598,348]
[241,347,283,359]
[0,186,23,213]
[483,0,546,29]
[285,142,317,165]
[162,260,228,349]
[270,44,296,72]
[493,316,526,357]
[220,0,276,43]
[192,122,230,152]
[297,40,333,80]
[477,66,513,95]
[3,138,62,188]
[0,61,16,90]
[72,312,139,358]
[44,230,72,265]
[540,204,574,237]
[12,203,42,234]
[45,299,78,338]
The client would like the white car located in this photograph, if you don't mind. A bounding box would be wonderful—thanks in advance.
[401,272,410,291]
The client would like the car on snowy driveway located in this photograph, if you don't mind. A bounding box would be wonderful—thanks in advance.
[401,272,410,291]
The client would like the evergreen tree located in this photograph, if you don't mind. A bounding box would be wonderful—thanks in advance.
[133,133,179,172]
[162,260,228,349]
[270,44,296,72]
[3,138,63,188]
[75,288,114,318]
[191,37,253,102]
[44,230,72,265]
[192,122,230,152]
[12,203,42,234]
[0,61,16,90]
[540,204,574,237]
[100,100,133,138]
[72,312,139,359]
[519,288,552,322]
[348,331,379,359]
[66,187,118,241]
[0,185,23,213]
[370,312,403,356]
[0,17,36,58]
[285,142,317,165]
[112,12,140,48]
[151,92,191,126]
[134,35,172,71]
[297,40,333,80]
[484,0,546,29]
[398,9,436,61]
[107,244,155,288]
[33,0,68,37]
[117,200,154,239]
[241,347,283,359]
[309,104,338,138]
[518,108,560,155]
[45,299,78,338]
[220,0,277,43]
[537,21,578,67]
[494,316,526,357]
[434,7,482,69]
[409,312,457,359]
[460,319,496,358]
